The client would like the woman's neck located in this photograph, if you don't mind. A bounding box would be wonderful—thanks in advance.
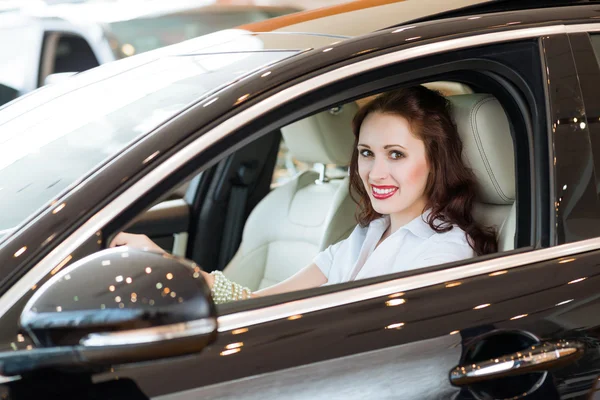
[388,200,427,234]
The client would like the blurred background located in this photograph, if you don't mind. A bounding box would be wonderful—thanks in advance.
[0,0,349,107]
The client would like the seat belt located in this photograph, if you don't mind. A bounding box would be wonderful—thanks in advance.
[218,163,254,269]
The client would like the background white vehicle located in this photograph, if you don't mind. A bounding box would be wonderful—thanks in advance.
[0,0,300,106]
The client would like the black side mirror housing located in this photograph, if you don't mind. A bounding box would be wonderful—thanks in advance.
[2,247,217,375]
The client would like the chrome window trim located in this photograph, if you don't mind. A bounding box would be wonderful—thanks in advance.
[218,240,594,331]
[0,23,595,325]
[80,318,217,347]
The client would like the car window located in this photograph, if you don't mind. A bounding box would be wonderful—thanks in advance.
[0,50,298,235]
[102,82,519,305]
[107,8,298,58]
[271,136,348,189]
[52,34,99,74]
[589,34,600,67]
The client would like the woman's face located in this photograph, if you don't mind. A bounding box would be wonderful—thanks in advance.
[357,112,430,223]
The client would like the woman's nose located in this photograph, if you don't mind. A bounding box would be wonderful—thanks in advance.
[369,157,389,180]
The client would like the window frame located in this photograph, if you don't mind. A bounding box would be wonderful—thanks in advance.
[0,26,561,333]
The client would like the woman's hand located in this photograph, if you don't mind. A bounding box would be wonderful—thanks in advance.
[109,232,166,254]
[109,232,216,289]
[201,270,215,288]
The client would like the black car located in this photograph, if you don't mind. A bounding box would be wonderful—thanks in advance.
[2,0,600,399]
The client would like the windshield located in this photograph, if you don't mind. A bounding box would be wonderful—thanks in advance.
[0,50,297,236]
[107,8,296,58]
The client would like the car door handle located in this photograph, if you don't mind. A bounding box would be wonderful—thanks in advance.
[449,340,585,386]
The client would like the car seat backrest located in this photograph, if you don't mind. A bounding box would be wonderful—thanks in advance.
[223,103,359,290]
[448,94,516,251]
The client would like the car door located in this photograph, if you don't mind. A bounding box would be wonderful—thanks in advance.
[82,31,598,400]
[3,14,600,400]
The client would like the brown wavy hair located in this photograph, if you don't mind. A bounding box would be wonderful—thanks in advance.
[349,86,497,256]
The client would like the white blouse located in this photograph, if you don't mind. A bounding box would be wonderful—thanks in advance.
[314,211,476,285]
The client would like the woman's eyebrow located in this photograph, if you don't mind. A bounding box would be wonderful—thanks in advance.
[384,144,407,150]
[357,143,370,148]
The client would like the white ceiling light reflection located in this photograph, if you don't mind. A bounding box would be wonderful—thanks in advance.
[386,299,406,306]
[556,299,574,306]
[449,330,460,335]
[235,94,250,105]
[385,322,405,330]
[392,26,416,33]
[220,348,241,356]
[445,282,461,288]
[203,97,219,107]
[14,246,27,258]
[52,203,66,214]
[510,314,528,320]
[474,304,491,310]
[568,277,587,284]
[558,258,575,264]
[142,151,160,165]
[261,71,272,78]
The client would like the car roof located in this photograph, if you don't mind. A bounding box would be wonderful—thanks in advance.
[237,0,600,37]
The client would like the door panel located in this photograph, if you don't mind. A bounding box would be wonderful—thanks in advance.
[156,335,462,400]
[92,248,600,399]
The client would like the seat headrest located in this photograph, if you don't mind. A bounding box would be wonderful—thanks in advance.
[281,102,358,166]
[448,94,515,205]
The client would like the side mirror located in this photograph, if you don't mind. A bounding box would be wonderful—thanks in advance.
[1,248,216,376]
[43,72,78,86]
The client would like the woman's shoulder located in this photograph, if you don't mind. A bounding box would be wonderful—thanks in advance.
[424,225,474,257]
[430,225,470,244]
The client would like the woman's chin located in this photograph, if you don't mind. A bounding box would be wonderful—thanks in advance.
[371,202,398,215]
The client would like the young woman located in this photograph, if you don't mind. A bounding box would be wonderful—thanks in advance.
[111,86,497,303]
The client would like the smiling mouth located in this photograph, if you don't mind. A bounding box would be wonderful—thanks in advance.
[371,185,398,200]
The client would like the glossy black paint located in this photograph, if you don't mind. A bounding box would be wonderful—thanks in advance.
[542,33,600,245]
[90,250,600,398]
[2,2,600,399]
[20,248,213,348]
[1,4,599,294]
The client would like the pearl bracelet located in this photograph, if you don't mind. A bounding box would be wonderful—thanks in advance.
[210,271,252,304]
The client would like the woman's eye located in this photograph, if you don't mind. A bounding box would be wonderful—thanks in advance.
[390,150,405,160]
[359,149,372,158]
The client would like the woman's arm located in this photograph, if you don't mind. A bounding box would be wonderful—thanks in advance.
[110,232,328,298]
[253,263,328,297]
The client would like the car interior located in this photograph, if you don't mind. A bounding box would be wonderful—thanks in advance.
[123,80,518,294]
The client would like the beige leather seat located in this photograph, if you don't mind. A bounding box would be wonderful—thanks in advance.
[223,104,359,291]
[448,94,516,251]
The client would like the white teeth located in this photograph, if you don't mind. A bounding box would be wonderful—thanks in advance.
[373,187,396,195]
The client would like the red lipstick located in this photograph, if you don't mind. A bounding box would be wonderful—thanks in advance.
[371,185,398,200]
